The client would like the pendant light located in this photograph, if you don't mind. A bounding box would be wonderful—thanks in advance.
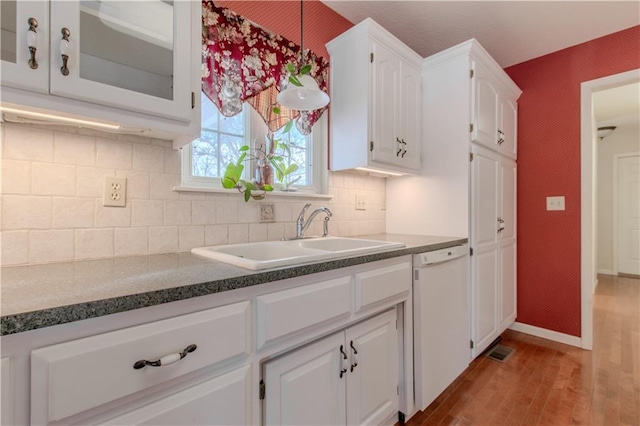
[276,0,329,111]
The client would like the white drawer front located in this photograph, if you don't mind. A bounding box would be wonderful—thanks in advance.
[354,261,412,312]
[31,302,250,423]
[256,276,352,349]
[99,365,251,426]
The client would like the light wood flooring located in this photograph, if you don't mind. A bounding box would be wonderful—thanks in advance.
[406,274,640,426]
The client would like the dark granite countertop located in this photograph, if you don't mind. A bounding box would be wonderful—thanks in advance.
[1,234,467,335]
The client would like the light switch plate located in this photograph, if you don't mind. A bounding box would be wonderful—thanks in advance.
[260,204,275,222]
[355,194,366,210]
[546,196,565,211]
[103,176,126,207]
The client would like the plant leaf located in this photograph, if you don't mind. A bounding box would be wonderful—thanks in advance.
[283,120,294,133]
[263,184,273,191]
[239,145,250,152]
[286,62,296,73]
[286,163,299,174]
[289,75,302,87]
[272,106,281,115]
[244,189,251,202]
[300,64,312,75]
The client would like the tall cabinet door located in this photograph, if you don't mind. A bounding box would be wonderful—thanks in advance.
[48,0,192,122]
[263,332,346,426]
[471,144,500,358]
[471,60,499,150]
[500,158,517,329]
[370,41,402,167]
[499,97,518,160]
[400,63,421,170]
[0,1,49,93]
[345,309,398,426]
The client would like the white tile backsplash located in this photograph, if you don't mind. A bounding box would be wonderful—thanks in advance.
[0,122,387,266]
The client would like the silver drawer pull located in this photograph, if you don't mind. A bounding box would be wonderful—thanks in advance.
[133,344,197,370]
[27,18,38,69]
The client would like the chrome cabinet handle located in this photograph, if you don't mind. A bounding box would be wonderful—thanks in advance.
[339,344,348,378]
[27,18,38,69]
[60,27,71,76]
[497,130,505,145]
[401,138,407,158]
[350,340,358,372]
[497,217,505,233]
[133,344,197,369]
[396,137,402,157]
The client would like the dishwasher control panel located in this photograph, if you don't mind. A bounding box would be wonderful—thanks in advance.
[414,244,468,266]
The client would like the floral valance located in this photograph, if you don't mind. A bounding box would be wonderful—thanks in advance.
[201,1,329,135]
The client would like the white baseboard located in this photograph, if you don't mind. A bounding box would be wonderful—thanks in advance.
[509,322,582,348]
[597,269,615,275]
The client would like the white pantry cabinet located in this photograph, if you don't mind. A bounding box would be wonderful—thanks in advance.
[470,145,517,357]
[327,18,422,175]
[263,309,399,426]
[0,0,200,147]
[386,38,521,358]
[471,60,518,159]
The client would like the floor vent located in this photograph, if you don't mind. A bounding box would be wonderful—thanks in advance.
[486,344,515,363]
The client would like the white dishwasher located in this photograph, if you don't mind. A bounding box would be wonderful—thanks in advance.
[413,244,470,410]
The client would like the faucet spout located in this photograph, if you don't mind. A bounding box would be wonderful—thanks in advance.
[296,205,333,238]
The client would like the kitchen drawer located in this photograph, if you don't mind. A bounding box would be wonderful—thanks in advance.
[256,276,352,349]
[354,260,412,312]
[31,302,250,424]
[99,365,251,426]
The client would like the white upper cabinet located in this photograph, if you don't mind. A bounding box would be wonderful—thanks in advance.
[471,58,519,159]
[0,0,200,147]
[327,18,422,175]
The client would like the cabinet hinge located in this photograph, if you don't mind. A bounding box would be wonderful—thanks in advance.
[414,270,419,281]
[397,385,399,395]
[395,320,398,330]
[191,92,195,109]
[370,52,374,63]
[470,123,474,133]
[470,152,474,162]
[470,247,474,256]
[470,69,474,78]
[470,340,474,349]
[259,379,266,400]
[370,141,374,152]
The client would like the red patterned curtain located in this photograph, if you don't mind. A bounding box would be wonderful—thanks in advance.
[201,1,329,135]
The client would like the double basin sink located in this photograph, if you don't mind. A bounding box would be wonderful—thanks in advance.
[191,237,405,270]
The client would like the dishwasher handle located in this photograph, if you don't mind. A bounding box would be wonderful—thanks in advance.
[414,244,468,266]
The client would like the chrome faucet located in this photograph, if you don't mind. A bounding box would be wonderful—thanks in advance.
[296,203,333,238]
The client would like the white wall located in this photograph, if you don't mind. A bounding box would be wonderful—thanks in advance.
[596,126,640,273]
[0,123,387,266]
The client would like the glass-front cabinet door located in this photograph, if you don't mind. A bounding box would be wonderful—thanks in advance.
[49,0,192,122]
[0,0,49,93]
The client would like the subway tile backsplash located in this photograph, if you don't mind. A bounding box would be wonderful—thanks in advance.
[1,123,387,266]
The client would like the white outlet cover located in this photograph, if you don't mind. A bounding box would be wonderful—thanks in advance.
[546,196,565,211]
[103,176,127,207]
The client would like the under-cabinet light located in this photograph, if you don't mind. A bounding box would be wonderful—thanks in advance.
[0,106,121,130]
[355,167,405,177]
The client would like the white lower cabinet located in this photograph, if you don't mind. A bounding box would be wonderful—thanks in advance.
[1,357,12,425]
[263,309,399,426]
[99,365,251,426]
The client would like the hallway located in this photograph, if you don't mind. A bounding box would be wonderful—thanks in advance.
[407,274,640,425]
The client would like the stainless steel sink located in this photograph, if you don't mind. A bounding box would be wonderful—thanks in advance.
[191,237,405,270]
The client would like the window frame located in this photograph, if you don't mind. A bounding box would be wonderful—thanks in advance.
[180,97,328,196]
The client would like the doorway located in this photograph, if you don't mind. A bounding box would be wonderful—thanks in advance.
[580,68,640,350]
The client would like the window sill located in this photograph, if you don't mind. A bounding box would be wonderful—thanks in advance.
[173,186,333,200]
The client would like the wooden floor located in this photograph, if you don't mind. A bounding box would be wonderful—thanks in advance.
[406,274,640,426]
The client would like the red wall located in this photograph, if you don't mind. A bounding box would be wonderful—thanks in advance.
[215,1,353,60]
[505,26,640,337]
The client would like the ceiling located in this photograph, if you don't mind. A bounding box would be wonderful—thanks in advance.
[321,1,640,68]
[321,1,640,131]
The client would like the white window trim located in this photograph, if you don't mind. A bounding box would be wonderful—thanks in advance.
[177,107,330,198]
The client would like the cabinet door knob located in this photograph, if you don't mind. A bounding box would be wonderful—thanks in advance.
[27,18,38,69]
[133,344,197,369]
[60,27,71,76]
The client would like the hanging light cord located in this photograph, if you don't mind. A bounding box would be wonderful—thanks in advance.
[300,0,304,65]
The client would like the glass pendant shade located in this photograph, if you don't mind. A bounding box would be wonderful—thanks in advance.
[277,74,329,111]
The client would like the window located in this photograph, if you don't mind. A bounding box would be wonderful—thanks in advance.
[181,94,327,195]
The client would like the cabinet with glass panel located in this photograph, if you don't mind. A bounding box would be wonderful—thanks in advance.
[0,0,200,143]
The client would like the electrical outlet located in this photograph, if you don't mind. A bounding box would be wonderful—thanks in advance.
[355,194,366,210]
[103,176,127,207]
[546,196,565,211]
[260,204,275,222]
